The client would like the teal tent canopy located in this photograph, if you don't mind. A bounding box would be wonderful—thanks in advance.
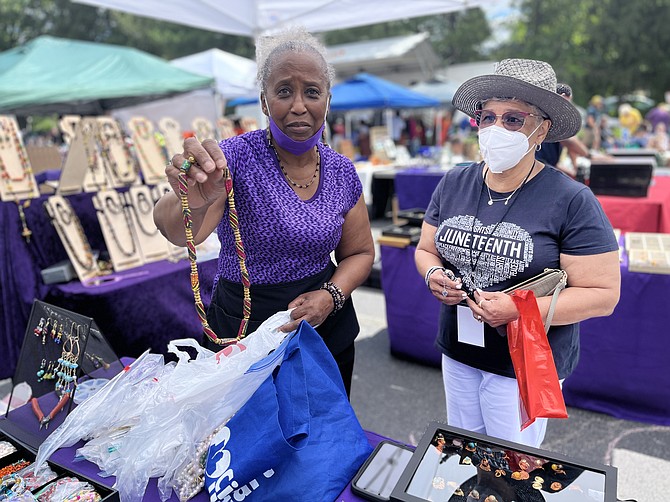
[0,36,214,115]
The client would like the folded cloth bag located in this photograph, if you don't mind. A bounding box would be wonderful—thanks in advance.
[204,321,372,502]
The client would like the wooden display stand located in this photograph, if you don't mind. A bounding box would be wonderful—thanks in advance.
[0,115,40,202]
[43,195,101,282]
[128,116,168,185]
[124,185,170,263]
[97,117,139,187]
[58,114,81,145]
[158,116,183,159]
[192,116,216,141]
[216,117,236,139]
[152,181,187,260]
[92,189,144,272]
[58,117,110,195]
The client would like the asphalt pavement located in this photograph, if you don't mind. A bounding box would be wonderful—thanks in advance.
[349,285,670,502]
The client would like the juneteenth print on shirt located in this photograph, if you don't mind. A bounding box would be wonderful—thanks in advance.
[435,214,534,293]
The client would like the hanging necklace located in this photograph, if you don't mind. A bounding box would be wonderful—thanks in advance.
[484,160,536,206]
[49,200,96,271]
[99,123,135,183]
[98,196,138,257]
[267,129,320,189]
[128,191,159,237]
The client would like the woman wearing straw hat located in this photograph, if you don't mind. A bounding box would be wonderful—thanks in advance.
[415,59,621,447]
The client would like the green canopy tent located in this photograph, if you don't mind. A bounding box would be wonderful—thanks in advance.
[0,36,214,115]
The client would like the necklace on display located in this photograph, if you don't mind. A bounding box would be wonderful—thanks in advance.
[129,192,159,237]
[484,160,536,206]
[267,130,319,189]
[99,196,138,257]
[132,121,167,179]
[99,123,135,183]
[82,123,106,189]
[49,200,96,271]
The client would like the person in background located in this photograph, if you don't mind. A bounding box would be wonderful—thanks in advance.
[414,58,620,447]
[647,122,670,165]
[584,95,605,150]
[154,26,374,397]
[618,103,643,144]
[535,83,590,176]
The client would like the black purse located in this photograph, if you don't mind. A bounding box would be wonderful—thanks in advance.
[503,268,567,333]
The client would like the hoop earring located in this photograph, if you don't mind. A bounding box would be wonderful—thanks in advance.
[535,144,542,151]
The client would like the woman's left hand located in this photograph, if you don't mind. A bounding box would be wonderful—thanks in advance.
[467,290,520,328]
[279,290,334,332]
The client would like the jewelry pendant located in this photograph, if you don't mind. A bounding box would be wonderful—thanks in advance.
[504,199,509,205]
[487,200,493,206]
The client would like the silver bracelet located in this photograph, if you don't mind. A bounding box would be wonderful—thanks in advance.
[424,266,444,287]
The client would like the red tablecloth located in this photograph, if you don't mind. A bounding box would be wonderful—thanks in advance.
[597,176,670,233]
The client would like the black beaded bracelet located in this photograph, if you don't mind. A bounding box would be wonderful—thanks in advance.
[321,281,346,315]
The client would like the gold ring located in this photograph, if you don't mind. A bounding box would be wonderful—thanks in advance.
[478,300,484,309]
[187,155,196,164]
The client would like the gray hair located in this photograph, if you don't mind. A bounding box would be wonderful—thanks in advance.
[256,26,335,93]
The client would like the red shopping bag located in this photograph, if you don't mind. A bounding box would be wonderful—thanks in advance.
[507,290,568,430]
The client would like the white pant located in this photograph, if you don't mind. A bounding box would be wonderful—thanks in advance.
[441,354,548,448]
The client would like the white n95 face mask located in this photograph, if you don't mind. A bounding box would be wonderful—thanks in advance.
[478,124,540,173]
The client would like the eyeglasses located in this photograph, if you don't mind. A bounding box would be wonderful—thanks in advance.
[474,109,546,131]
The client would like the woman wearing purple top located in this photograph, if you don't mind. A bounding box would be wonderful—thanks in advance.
[154,27,374,395]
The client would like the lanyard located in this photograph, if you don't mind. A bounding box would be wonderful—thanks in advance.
[468,161,536,292]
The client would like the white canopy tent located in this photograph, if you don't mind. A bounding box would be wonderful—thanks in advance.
[71,0,494,37]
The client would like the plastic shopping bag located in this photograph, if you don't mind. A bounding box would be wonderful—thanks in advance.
[204,321,372,502]
[507,290,568,431]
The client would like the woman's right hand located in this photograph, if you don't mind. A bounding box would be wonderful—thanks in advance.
[165,137,229,210]
[427,268,467,306]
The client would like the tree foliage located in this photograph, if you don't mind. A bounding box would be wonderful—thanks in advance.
[496,0,670,106]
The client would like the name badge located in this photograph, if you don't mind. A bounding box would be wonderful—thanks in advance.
[457,305,485,347]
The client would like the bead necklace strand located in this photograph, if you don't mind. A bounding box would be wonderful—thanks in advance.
[98,196,138,258]
[49,200,96,271]
[132,120,167,179]
[267,130,319,189]
[98,123,135,183]
[128,191,159,237]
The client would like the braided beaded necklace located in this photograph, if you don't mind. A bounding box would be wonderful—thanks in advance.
[178,158,251,346]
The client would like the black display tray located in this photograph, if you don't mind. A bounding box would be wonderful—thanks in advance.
[396,209,426,227]
[391,422,618,502]
[381,224,422,244]
[0,431,119,501]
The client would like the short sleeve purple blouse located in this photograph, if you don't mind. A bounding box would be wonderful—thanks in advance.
[213,129,362,286]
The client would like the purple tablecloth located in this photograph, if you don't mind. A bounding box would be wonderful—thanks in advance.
[394,166,445,211]
[0,378,388,502]
[1,193,216,379]
[380,244,670,426]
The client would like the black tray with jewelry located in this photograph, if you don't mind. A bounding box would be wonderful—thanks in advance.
[391,422,618,502]
[0,431,119,501]
[396,209,426,227]
[1,300,123,450]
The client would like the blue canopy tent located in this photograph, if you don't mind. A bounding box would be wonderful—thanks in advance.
[330,72,440,140]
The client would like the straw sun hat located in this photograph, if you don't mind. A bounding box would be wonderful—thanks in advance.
[451,58,582,142]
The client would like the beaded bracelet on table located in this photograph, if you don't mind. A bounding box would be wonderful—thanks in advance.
[321,281,346,315]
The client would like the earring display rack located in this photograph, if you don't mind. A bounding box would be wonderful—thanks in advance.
[1,300,121,450]
[128,116,168,185]
[191,116,216,141]
[125,185,170,263]
[97,117,139,187]
[0,115,40,202]
[92,189,143,272]
[217,117,236,140]
[44,194,101,282]
[158,116,183,159]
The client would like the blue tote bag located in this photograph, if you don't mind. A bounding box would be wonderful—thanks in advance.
[204,321,372,501]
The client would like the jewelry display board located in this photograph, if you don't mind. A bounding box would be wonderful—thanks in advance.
[97,117,139,188]
[217,117,236,140]
[128,116,168,185]
[58,117,110,195]
[92,189,144,272]
[125,185,170,263]
[0,115,40,202]
[58,114,81,145]
[158,116,183,159]
[192,116,216,141]
[2,300,121,450]
[625,231,670,274]
[151,181,188,260]
[44,195,101,282]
